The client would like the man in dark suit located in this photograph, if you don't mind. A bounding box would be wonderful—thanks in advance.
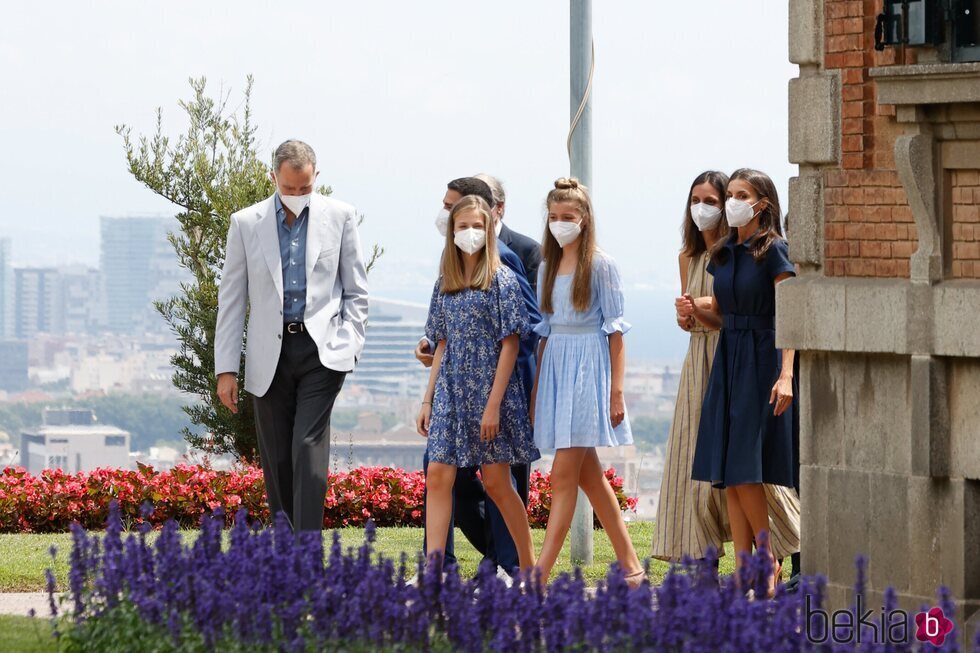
[416,176,539,582]
[473,173,543,294]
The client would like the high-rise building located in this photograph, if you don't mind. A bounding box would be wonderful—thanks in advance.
[0,340,28,392]
[10,265,105,338]
[14,267,59,338]
[100,216,186,333]
[0,238,13,339]
[57,265,105,335]
[353,298,429,398]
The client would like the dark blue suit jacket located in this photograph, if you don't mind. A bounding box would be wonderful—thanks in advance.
[499,223,543,296]
[498,241,540,402]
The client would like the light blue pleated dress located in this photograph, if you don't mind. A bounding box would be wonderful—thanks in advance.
[533,251,633,450]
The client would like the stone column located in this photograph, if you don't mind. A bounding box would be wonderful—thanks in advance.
[782,1,980,646]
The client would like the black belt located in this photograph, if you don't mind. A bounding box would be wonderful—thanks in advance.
[722,314,774,331]
[285,322,306,334]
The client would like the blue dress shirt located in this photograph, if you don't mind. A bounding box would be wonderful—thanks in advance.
[275,194,309,323]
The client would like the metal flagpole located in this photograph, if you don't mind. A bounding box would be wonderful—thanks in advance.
[568,0,594,566]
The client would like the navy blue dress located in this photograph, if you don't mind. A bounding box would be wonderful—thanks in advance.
[691,234,797,489]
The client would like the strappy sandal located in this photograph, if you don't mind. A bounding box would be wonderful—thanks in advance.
[625,570,647,589]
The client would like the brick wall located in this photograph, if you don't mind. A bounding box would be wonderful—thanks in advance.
[951,169,980,278]
[822,0,920,278]
[823,170,915,276]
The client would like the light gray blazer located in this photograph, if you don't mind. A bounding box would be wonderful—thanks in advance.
[214,193,369,397]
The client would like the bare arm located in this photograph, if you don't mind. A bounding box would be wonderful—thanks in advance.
[482,334,519,441]
[609,331,626,428]
[414,336,434,368]
[689,294,722,330]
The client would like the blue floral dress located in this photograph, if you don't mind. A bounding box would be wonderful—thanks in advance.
[424,266,540,467]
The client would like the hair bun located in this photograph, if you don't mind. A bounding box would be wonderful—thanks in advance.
[554,177,580,190]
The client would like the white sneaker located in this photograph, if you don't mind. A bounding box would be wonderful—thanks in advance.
[496,566,515,588]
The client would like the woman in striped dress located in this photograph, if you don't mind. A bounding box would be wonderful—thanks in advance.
[651,171,800,569]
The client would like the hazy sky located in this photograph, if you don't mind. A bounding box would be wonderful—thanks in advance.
[0,1,796,361]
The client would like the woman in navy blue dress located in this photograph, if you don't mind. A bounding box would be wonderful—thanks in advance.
[681,168,798,597]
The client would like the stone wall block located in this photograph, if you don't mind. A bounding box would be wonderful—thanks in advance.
[789,0,823,65]
[844,281,908,353]
[800,464,829,575]
[948,360,980,480]
[788,174,824,269]
[789,73,841,165]
[842,354,912,474]
[799,352,844,467]
[868,472,910,591]
[827,468,870,581]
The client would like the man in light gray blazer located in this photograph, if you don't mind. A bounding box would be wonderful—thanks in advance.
[215,139,369,531]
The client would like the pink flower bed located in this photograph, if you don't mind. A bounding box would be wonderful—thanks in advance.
[0,464,636,532]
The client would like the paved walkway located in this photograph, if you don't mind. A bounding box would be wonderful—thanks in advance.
[0,593,63,617]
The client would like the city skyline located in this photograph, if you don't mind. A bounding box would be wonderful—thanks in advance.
[1,1,795,362]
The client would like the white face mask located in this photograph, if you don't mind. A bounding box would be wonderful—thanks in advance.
[690,202,722,231]
[454,228,486,255]
[549,220,582,248]
[725,197,760,228]
[494,217,503,238]
[435,208,451,237]
[278,187,312,217]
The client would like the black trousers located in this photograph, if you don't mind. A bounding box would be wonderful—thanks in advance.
[252,330,346,532]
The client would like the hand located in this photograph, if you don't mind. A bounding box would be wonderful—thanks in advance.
[675,294,696,319]
[610,390,625,428]
[676,314,693,332]
[416,402,432,437]
[414,338,434,368]
[217,373,239,414]
[481,402,501,441]
[769,375,793,416]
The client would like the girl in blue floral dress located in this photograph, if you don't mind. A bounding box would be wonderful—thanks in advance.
[416,195,539,572]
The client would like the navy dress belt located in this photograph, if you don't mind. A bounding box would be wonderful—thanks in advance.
[722,314,775,331]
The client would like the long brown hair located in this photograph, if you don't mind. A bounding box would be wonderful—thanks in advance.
[439,195,500,292]
[710,168,785,264]
[682,171,731,257]
[540,177,596,314]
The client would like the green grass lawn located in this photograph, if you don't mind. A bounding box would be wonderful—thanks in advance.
[1,615,55,653]
[0,523,737,594]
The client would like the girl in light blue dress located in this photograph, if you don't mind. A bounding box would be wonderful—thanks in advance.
[531,177,645,586]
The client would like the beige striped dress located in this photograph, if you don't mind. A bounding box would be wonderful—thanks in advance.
[650,251,800,561]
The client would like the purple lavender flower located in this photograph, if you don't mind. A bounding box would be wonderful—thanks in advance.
[51,505,980,652]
